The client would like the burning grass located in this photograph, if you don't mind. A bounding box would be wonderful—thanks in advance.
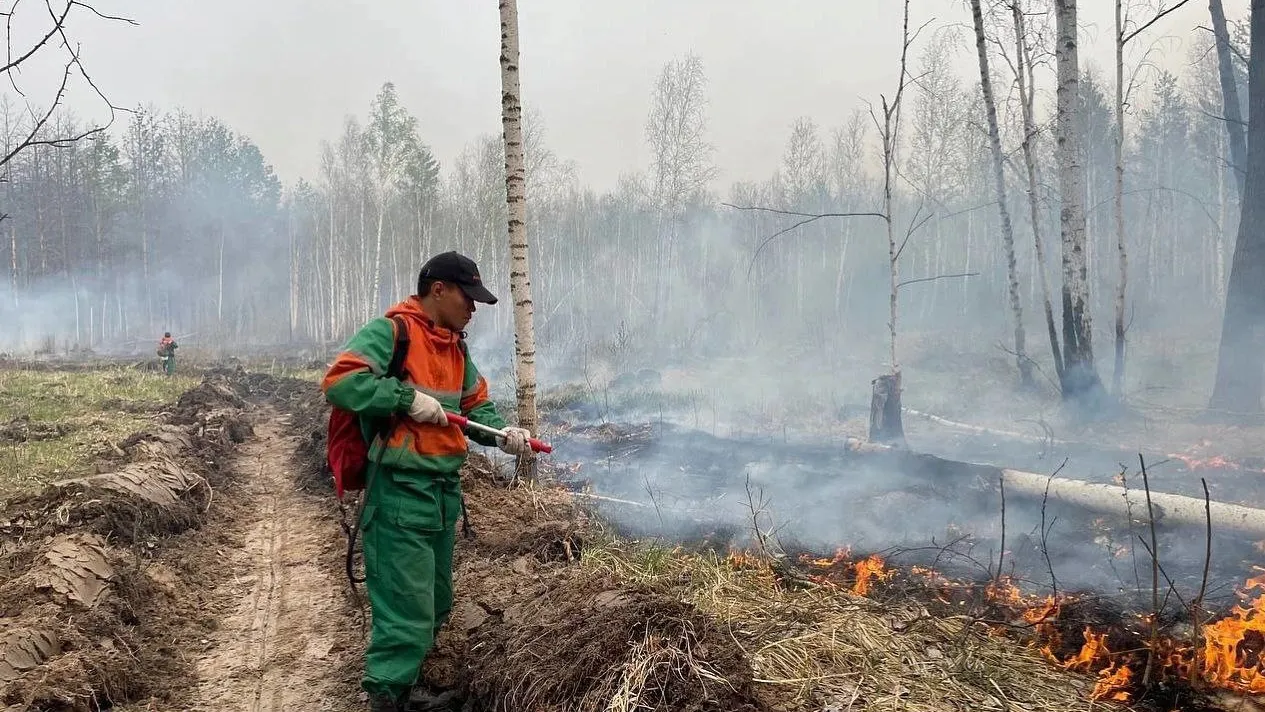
[783,543,1265,710]
[580,540,1109,711]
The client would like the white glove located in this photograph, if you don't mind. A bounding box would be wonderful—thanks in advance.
[498,427,532,455]
[407,390,449,425]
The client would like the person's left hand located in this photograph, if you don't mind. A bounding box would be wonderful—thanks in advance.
[498,427,532,455]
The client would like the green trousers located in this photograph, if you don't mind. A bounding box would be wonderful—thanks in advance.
[162,355,175,376]
[360,463,462,699]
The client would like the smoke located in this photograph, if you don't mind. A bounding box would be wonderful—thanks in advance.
[553,418,1253,606]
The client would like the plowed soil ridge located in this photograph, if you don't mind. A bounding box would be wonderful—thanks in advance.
[0,375,252,710]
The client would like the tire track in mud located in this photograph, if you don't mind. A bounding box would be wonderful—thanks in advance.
[188,409,360,712]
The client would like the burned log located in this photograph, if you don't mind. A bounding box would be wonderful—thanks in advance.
[845,438,1265,537]
[1001,468,1265,537]
[902,407,1066,446]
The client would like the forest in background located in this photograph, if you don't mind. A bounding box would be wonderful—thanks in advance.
[0,7,1248,401]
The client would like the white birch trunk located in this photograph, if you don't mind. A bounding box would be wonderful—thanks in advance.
[289,209,299,340]
[217,219,225,325]
[1112,0,1129,397]
[1013,1,1063,383]
[970,0,1029,386]
[1055,0,1101,397]
[371,195,385,313]
[500,0,539,435]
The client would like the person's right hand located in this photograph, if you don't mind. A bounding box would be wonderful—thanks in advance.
[407,390,448,425]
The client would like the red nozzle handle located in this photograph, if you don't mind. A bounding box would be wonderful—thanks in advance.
[446,413,553,454]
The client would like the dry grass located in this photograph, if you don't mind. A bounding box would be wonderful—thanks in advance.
[0,367,198,498]
[582,540,1107,711]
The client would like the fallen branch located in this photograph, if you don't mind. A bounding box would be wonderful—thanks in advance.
[902,407,1071,446]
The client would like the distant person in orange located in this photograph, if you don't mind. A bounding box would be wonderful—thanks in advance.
[157,332,178,376]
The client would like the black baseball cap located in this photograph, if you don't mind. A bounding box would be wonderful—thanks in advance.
[418,251,498,305]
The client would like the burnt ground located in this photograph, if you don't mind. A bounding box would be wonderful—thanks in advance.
[540,413,1265,710]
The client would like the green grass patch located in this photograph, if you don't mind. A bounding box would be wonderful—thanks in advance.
[0,367,199,499]
[255,364,325,382]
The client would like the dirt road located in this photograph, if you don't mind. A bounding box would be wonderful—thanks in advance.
[186,409,360,712]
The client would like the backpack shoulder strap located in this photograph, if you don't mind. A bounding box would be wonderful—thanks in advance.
[386,315,410,380]
[365,316,410,444]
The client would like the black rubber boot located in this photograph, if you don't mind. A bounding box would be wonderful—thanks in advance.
[405,686,462,711]
[368,692,405,712]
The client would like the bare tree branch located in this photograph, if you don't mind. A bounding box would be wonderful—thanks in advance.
[0,0,133,171]
[1195,105,1248,128]
[72,0,138,25]
[725,203,887,278]
[894,202,931,262]
[896,272,978,290]
[2,0,70,75]
[3,53,77,166]
[1121,0,1195,46]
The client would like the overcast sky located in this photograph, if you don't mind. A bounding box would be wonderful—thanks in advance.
[40,0,1248,192]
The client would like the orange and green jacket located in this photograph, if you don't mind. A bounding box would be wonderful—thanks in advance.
[321,297,506,476]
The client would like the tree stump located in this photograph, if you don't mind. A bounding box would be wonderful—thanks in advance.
[869,373,906,446]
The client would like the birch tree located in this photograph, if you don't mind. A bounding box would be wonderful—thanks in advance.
[970,0,1032,388]
[365,82,418,311]
[499,0,539,437]
[869,0,923,443]
[645,54,717,333]
[1055,0,1106,401]
[1008,1,1065,385]
[1112,0,1196,396]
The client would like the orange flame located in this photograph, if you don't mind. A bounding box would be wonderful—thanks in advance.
[725,551,769,571]
[985,577,1025,606]
[804,546,852,568]
[1168,452,1239,470]
[1022,595,1061,625]
[1063,627,1111,673]
[851,554,891,596]
[1091,664,1132,702]
[1199,572,1265,693]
